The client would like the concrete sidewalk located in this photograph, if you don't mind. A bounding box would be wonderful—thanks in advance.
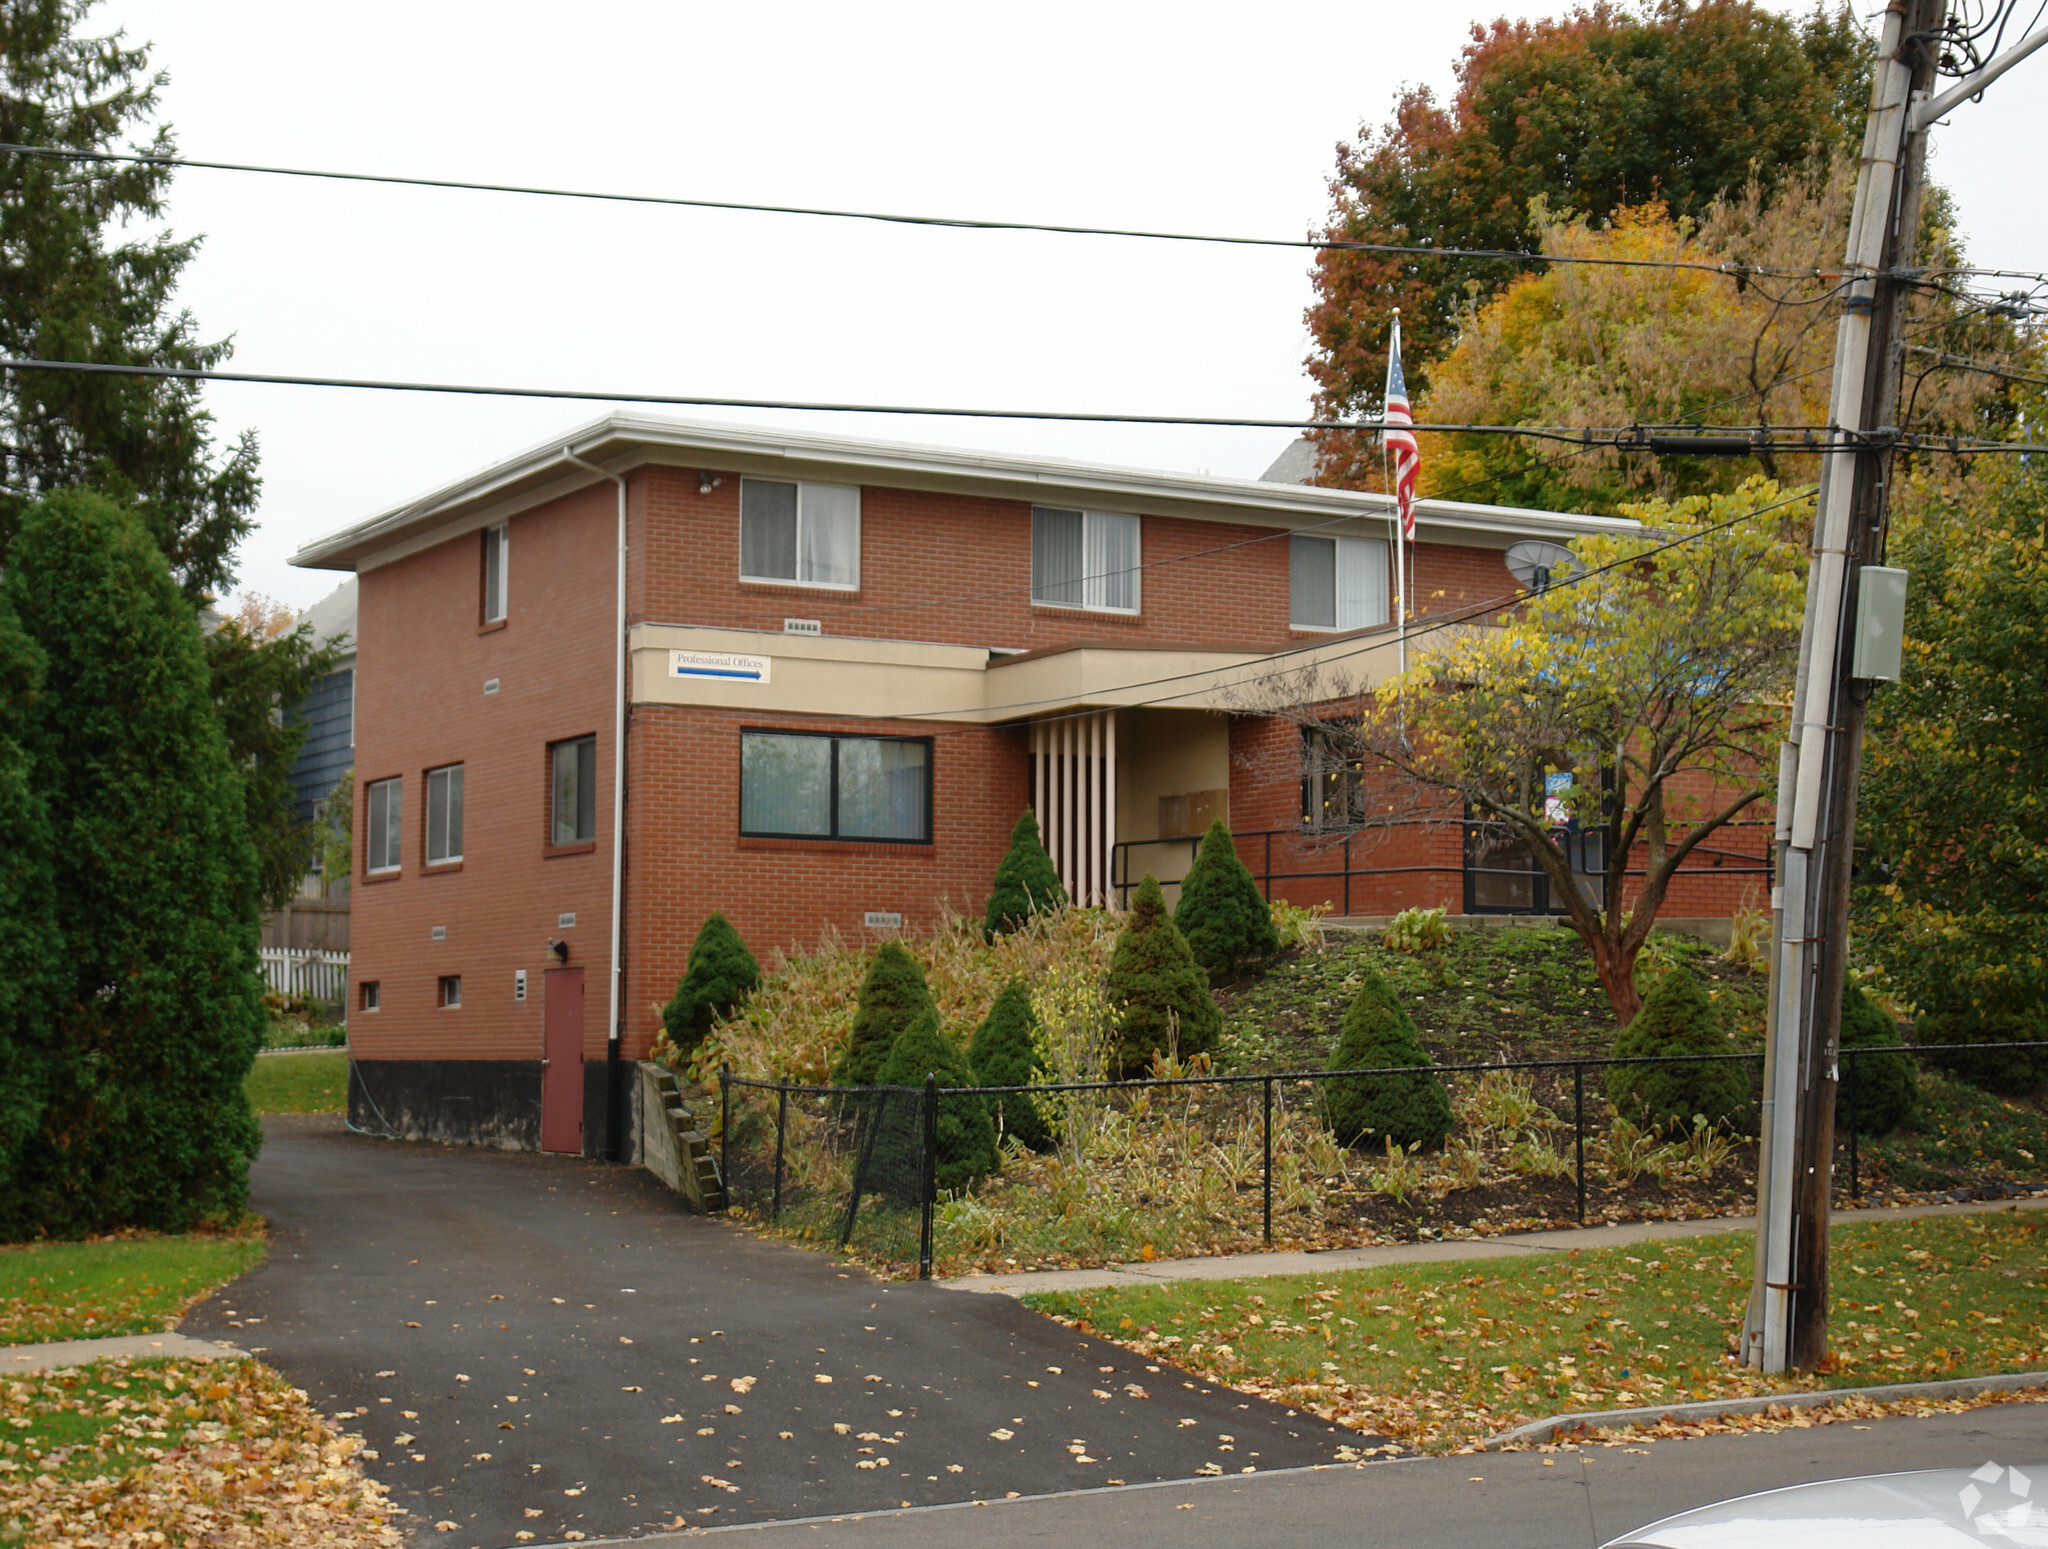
[2,1332,246,1374]
[939,1192,2048,1296]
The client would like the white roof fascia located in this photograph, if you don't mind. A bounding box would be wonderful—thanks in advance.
[290,411,1637,571]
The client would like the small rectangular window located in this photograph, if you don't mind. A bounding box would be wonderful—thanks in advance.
[425,763,464,864]
[739,479,860,588]
[740,730,931,842]
[1031,507,1140,612]
[1301,728,1364,833]
[1290,534,1388,631]
[551,736,598,846]
[482,524,508,623]
[365,776,402,874]
[359,981,380,1013]
[439,974,462,1009]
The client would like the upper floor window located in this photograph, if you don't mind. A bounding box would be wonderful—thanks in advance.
[1290,534,1388,631]
[1032,507,1140,613]
[739,478,860,589]
[740,730,931,843]
[365,776,402,874]
[482,524,508,623]
[426,763,465,864]
[551,735,597,847]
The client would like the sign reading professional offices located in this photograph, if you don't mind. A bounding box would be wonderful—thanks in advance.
[670,650,771,684]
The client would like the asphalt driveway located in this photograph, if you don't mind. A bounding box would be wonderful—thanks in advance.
[189,1117,1362,1546]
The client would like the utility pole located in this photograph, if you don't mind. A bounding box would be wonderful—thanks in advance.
[1746,0,1942,1375]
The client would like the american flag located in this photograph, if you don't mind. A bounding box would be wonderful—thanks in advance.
[1383,315,1419,540]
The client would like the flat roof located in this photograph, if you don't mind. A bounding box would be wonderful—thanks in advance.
[291,411,1637,571]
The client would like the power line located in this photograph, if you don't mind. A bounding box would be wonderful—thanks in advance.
[6,140,2034,286]
[7,356,2044,453]
[903,486,1819,730]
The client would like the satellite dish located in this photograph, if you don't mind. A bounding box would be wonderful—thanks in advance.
[1506,540,1580,593]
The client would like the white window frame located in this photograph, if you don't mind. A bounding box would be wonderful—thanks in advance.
[1031,507,1142,614]
[365,776,402,875]
[1289,533,1390,632]
[438,975,462,1009]
[425,763,464,865]
[482,523,508,624]
[360,981,380,1013]
[738,478,862,591]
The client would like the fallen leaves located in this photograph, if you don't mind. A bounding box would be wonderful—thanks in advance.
[1,1355,404,1548]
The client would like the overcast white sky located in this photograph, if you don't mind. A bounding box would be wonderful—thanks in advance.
[91,1,2047,611]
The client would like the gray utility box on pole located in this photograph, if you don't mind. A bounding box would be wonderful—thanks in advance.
[1852,566,1909,682]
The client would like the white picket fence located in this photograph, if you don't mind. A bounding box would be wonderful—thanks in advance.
[260,946,349,1006]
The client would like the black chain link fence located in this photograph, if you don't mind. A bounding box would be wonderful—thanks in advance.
[714,1041,2048,1280]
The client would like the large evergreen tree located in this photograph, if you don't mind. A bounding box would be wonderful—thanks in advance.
[1104,874,1220,1076]
[0,594,62,1209]
[1173,819,1279,982]
[0,3,337,910]
[3,489,265,1235]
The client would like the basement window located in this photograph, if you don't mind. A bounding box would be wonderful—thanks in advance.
[438,975,462,1009]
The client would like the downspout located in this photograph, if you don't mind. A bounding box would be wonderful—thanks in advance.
[563,444,628,1162]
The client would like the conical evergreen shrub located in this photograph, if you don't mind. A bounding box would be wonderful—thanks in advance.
[1104,874,1220,1077]
[0,594,61,1222]
[662,912,762,1055]
[1837,981,1916,1137]
[1322,971,1453,1151]
[832,940,936,1087]
[5,490,265,1235]
[1915,1000,2047,1098]
[1173,819,1280,982]
[878,1010,1000,1192]
[967,979,1049,1151]
[983,808,1066,939]
[1605,966,1750,1134]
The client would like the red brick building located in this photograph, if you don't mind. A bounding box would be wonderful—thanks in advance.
[293,415,1761,1155]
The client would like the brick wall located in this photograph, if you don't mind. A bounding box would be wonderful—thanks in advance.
[621,705,1027,1057]
[348,482,619,1068]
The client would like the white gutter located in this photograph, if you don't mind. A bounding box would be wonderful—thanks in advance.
[561,444,629,1162]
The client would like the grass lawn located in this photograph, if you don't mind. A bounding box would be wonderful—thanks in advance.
[1023,1211,2048,1452]
[0,1233,265,1346]
[246,1049,347,1114]
[0,1357,401,1547]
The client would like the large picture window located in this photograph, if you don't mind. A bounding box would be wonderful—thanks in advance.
[741,731,931,842]
[1032,507,1140,613]
[1290,534,1388,631]
[426,763,464,864]
[365,776,402,874]
[739,478,860,589]
[551,736,597,847]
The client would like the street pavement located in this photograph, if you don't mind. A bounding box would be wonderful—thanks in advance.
[188,1118,1363,1547]
[597,1400,2048,1548]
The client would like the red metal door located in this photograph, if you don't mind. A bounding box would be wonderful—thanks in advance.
[541,968,584,1154]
